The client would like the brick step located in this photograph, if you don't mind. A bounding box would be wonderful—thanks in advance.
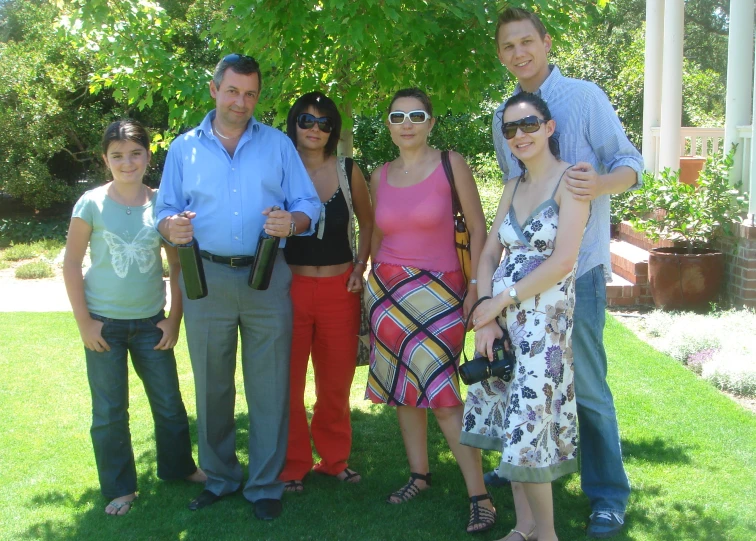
[606,272,637,299]
[617,220,674,251]
[606,272,654,307]
[610,239,649,285]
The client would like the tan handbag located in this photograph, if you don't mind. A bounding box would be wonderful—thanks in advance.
[441,151,472,286]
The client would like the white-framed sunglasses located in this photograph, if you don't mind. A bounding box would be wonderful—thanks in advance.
[388,110,431,125]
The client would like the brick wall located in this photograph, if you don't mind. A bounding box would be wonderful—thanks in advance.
[716,223,756,308]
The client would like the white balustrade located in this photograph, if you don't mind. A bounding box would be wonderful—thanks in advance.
[650,126,725,176]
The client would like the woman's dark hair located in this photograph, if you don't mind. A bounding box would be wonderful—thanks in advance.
[102,119,150,155]
[388,88,433,117]
[502,92,560,182]
[286,91,342,156]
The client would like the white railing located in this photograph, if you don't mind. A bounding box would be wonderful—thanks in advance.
[650,127,725,176]
[736,125,752,188]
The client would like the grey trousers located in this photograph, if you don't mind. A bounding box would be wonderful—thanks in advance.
[181,252,292,502]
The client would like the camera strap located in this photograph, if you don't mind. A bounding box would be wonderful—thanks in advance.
[461,296,492,364]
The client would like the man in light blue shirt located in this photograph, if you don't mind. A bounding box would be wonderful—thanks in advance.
[484,8,644,539]
[156,54,320,521]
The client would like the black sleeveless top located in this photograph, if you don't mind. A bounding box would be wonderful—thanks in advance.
[284,158,354,266]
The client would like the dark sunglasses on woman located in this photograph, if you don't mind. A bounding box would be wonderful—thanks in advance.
[297,113,333,133]
[501,115,547,140]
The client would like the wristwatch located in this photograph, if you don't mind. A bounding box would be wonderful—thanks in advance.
[287,221,296,237]
[508,287,521,304]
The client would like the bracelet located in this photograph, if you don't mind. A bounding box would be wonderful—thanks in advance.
[287,221,296,237]
[355,259,366,266]
[469,279,478,284]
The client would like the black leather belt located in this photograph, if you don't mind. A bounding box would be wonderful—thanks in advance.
[199,250,255,268]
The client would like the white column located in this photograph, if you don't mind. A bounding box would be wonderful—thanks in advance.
[642,0,665,172]
[658,0,685,172]
[724,0,755,182]
[749,44,756,217]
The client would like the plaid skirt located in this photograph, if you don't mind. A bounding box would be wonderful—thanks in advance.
[365,263,466,408]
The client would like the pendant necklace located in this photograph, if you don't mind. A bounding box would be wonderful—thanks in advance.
[122,185,145,215]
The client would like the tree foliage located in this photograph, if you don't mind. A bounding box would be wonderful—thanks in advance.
[0,0,133,209]
[555,0,731,148]
[60,0,603,154]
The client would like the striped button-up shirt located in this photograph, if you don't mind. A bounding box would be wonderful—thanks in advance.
[492,65,644,280]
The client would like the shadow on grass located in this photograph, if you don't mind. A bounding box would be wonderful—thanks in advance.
[21,406,753,541]
[621,436,693,465]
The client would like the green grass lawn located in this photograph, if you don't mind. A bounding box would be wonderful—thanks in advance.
[1,313,755,541]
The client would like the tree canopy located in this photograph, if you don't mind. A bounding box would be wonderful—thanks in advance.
[60,0,604,152]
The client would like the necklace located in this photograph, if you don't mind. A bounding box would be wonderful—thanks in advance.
[213,122,234,140]
[113,185,145,215]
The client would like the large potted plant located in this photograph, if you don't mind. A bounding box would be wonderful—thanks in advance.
[629,147,748,310]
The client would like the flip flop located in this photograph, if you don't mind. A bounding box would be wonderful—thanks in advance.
[105,495,137,516]
[336,468,361,483]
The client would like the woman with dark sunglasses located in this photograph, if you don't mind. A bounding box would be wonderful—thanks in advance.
[280,91,373,493]
[460,92,589,541]
[366,88,493,534]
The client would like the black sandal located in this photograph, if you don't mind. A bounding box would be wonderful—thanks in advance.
[467,493,496,534]
[283,480,304,493]
[337,468,361,483]
[386,472,432,504]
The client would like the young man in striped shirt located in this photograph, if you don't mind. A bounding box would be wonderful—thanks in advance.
[484,7,644,539]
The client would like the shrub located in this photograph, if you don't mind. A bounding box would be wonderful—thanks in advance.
[15,261,54,279]
[0,217,69,244]
[2,244,38,261]
[703,356,756,397]
[629,147,748,252]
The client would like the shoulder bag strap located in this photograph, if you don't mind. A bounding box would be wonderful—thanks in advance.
[336,156,356,256]
[441,150,462,216]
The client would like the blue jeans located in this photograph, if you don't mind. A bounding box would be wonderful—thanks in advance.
[85,311,197,499]
[573,266,630,515]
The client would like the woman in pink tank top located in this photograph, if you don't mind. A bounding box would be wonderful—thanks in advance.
[365,88,493,534]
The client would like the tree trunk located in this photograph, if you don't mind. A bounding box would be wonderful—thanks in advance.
[338,101,354,157]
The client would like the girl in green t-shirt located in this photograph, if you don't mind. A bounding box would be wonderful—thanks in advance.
[63,120,205,516]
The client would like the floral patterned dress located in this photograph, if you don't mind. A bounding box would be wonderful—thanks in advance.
[460,176,579,483]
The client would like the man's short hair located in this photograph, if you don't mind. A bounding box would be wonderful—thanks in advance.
[496,7,548,43]
[212,54,262,90]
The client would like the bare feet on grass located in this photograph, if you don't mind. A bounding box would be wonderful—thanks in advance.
[186,468,207,483]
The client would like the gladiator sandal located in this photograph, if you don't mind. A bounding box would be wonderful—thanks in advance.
[467,493,497,534]
[386,472,432,504]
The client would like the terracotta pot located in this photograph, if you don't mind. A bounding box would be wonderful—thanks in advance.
[679,156,706,186]
[647,247,724,310]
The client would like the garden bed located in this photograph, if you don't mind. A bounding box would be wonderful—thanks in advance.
[612,307,756,412]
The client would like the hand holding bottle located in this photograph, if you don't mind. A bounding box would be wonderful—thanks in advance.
[262,207,293,238]
[165,211,196,245]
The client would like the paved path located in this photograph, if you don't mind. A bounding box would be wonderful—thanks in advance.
[0,279,172,312]
[0,279,72,312]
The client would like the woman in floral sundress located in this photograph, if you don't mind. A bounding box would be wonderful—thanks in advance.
[460,92,589,541]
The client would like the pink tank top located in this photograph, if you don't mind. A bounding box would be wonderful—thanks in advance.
[374,161,460,272]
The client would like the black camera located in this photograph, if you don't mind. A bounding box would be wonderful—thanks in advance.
[489,334,516,382]
[459,334,516,386]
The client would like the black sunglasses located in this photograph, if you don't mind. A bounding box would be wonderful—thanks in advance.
[297,113,334,133]
[501,115,547,140]
[222,53,257,64]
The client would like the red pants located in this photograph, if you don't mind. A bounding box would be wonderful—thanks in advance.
[280,267,360,480]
